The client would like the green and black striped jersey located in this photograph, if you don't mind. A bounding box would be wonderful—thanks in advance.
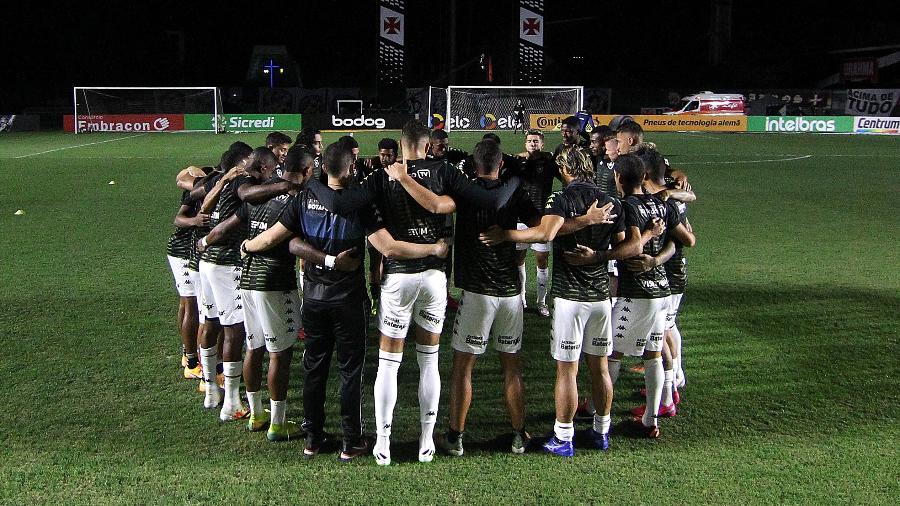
[508,152,559,214]
[236,178,296,292]
[545,181,625,302]
[616,193,680,299]
[200,174,256,266]
[166,190,195,260]
[454,178,540,297]
[592,158,618,198]
[664,198,689,294]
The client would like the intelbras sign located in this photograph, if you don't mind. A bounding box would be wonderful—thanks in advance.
[748,116,853,133]
[306,114,411,131]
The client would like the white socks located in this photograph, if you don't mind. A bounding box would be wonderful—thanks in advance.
[247,390,263,417]
[374,349,402,466]
[417,344,440,461]
[517,263,527,307]
[593,413,611,435]
[643,358,664,427]
[222,361,243,410]
[662,368,674,406]
[671,324,685,387]
[200,346,220,408]
[554,420,575,442]
[608,358,621,385]
[536,267,549,306]
[374,350,402,438]
[271,399,286,426]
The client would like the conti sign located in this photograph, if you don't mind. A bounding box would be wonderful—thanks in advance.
[529,114,747,132]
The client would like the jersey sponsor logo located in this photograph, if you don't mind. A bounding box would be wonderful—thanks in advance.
[591,337,609,347]
[639,278,669,290]
[497,335,520,346]
[559,339,580,351]
[250,220,269,232]
[406,226,431,237]
[382,315,405,329]
[414,169,431,179]
[306,199,328,213]
[465,335,485,346]
[418,310,440,325]
[649,332,663,342]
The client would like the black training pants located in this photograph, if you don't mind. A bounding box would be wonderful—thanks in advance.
[301,298,368,441]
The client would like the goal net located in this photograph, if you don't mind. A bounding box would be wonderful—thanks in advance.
[445,86,583,131]
[72,87,222,133]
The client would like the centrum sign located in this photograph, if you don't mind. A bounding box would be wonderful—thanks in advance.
[183,114,302,132]
[853,116,900,135]
[64,114,184,133]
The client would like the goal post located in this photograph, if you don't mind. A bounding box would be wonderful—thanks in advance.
[72,87,222,133]
[445,85,583,132]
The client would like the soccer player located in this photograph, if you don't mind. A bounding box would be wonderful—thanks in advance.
[265,131,293,177]
[385,140,541,455]
[429,128,468,168]
[365,137,400,309]
[168,177,210,380]
[242,141,450,461]
[305,120,520,465]
[615,121,645,155]
[554,115,589,158]
[511,129,559,316]
[201,146,310,441]
[606,154,695,438]
[513,99,526,134]
[629,150,696,415]
[480,146,627,456]
[196,147,286,420]
[295,127,324,180]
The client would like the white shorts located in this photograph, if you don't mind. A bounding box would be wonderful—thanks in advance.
[378,269,447,339]
[611,297,668,357]
[198,261,244,326]
[452,291,523,355]
[242,289,300,353]
[167,255,197,297]
[666,293,683,331]
[550,297,612,362]
[515,223,551,253]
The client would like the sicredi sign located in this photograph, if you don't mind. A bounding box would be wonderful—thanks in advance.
[853,116,900,135]
[749,116,853,133]
[182,114,302,132]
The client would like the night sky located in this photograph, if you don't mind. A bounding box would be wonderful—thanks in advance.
[3,1,897,112]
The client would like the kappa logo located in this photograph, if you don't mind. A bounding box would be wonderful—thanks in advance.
[204,303,214,310]
[288,327,295,333]
[235,294,241,300]
[218,310,226,316]
[617,325,626,330]
[620,316,628,322]
[426,411,436,417]
[286,318,295,324]
[233,276,240,282]
[285,308,294,314]
[623,298,632,303]
[235,305,242,310]
[622,307,631,312]
[615,333,624,339]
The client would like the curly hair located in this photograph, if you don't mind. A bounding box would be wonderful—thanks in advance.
[556,146,594,181]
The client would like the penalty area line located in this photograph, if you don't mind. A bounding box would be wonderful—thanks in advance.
[14,134,147,159]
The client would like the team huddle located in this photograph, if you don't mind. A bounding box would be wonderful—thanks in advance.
[165,115,696,462]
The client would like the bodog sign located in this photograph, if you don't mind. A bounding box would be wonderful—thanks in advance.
[529,113,747,132]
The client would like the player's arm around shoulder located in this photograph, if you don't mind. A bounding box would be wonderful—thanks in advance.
[386,161,457,214]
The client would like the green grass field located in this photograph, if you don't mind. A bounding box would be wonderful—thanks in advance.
[0,130,898,504]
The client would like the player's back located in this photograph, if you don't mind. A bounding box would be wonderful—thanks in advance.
[371,158,451,275]
[201,174,257,266]
[548,180,624,302]
[454,178,538,297]
[618,193,672,299]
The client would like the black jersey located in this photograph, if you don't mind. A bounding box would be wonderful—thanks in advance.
[306,158,520,275]
[167,190,195,260]
[454,178,540,297]
[545,181,625,302]
[311,154,325,183]
[509,152,559,213]
[616,193,680,299]
[592,157,618,198]
[459,152,522,180]
[279,186,383,304]
[236,178,296,292]
[664,198,689,294]
[200,174,257,266]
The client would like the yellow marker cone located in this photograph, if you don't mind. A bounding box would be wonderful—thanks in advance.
[14,209,25,215]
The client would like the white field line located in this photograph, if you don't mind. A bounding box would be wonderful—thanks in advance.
[676,154,812,165]
[13,134,147,159]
